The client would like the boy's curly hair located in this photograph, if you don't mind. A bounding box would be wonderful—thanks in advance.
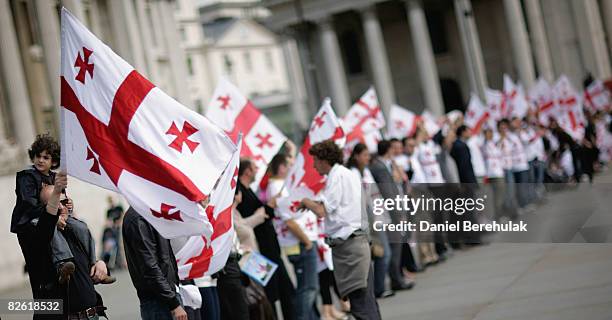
[28,134,61,169]
[308,140,343,166]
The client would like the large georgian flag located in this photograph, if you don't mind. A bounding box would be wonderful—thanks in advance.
[175,137,241,280]
[387,104,419,139]
[206,79,287,189]
[529,78,556,126]
[464,93,490,133]
[60,9,236,238]
[584,79,611,112]
[553,76,585,141]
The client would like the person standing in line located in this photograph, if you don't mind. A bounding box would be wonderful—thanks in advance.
[267,153,320,320]
[122,207,188,320]
[299,140,381,320]
[237,158,296,320]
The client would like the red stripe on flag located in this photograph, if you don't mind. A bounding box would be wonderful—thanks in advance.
[61,73,207,201]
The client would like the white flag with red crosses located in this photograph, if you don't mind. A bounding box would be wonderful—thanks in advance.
[529,78,556,126]
[553,76,585,141]
[343,87,385,153]
[503,74,530,119]
[284,98,345,195]
[59,8,236,238]
[387,104,419,139]
[485,88,505,123]
[464,93,490,133]
[584,79,611,112]
[175,137,242,280]
[206,78,287,189]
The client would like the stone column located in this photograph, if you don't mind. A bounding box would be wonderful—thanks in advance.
[503,0,536,88]
[405,0,445,116]
[35,0,61,109]
[281,34,310,132]
[602,0,612,61]
[157,0,191,106]
[360,4,395,118]
[0,0,37,147]
[571,0,612,79]
[454,0,488,99]
[523,0,554,82]
[317,17,351,116]
[63,0,85,22]
[134,0,159,81]
[107,0,147,73]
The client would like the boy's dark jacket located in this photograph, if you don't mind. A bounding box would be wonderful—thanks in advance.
[11,167,56,233]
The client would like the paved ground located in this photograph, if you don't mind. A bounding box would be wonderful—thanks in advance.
[2,173,612,319]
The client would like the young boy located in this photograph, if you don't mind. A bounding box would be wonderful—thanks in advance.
[11,134,113,285]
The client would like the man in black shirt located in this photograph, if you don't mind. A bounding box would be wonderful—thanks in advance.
[237,158,295,320]
[122,207,187,320]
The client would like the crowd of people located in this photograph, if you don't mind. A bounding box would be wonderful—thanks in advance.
[9,83,612,319]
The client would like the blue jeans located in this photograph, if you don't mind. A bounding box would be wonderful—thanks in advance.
[513,170,531,208]
[288,242,320,320]
[140,295,182,320]
[199,286,220,320]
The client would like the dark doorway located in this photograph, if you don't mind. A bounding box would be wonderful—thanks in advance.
[440,78,465,113]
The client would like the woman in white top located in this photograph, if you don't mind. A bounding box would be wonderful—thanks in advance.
[482,128,511,220]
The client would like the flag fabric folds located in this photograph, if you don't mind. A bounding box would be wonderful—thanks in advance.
[60,8,236,238]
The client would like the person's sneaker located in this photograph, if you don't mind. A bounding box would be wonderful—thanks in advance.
[96,274,116,285]
[58,262,75,285]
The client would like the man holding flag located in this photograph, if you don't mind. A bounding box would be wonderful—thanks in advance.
[299,140,381,320]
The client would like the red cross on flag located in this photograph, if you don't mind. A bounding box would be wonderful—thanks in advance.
[316,218,333,272]
[206,78,287,189]
[553,76,585,142]
[503,74,530,119]
[464,93,490,134]
[529,78,556,126]
[387,104,419,139]
[175,136,242,280]
[59,9,236,238]
[584,79,611,112]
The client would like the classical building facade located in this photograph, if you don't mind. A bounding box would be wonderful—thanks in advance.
[0,0,191,175]
[175,0,300,136]
[263,0,612,120]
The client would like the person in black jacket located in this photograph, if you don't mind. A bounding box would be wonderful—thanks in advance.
[450,125,481,243]
[237,158,295,320]
[122,207,187,320]
[450,125,477,184]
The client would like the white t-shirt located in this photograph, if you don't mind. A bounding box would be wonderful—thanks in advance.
[416,140,445,183]
[409,155,427,184]
[509,132,530,172]
[482,140,504,178]
[320,164,363,240]
[467,136,486,178]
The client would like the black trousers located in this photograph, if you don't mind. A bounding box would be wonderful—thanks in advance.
[347,264,381,320]
[217,257,249,320]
